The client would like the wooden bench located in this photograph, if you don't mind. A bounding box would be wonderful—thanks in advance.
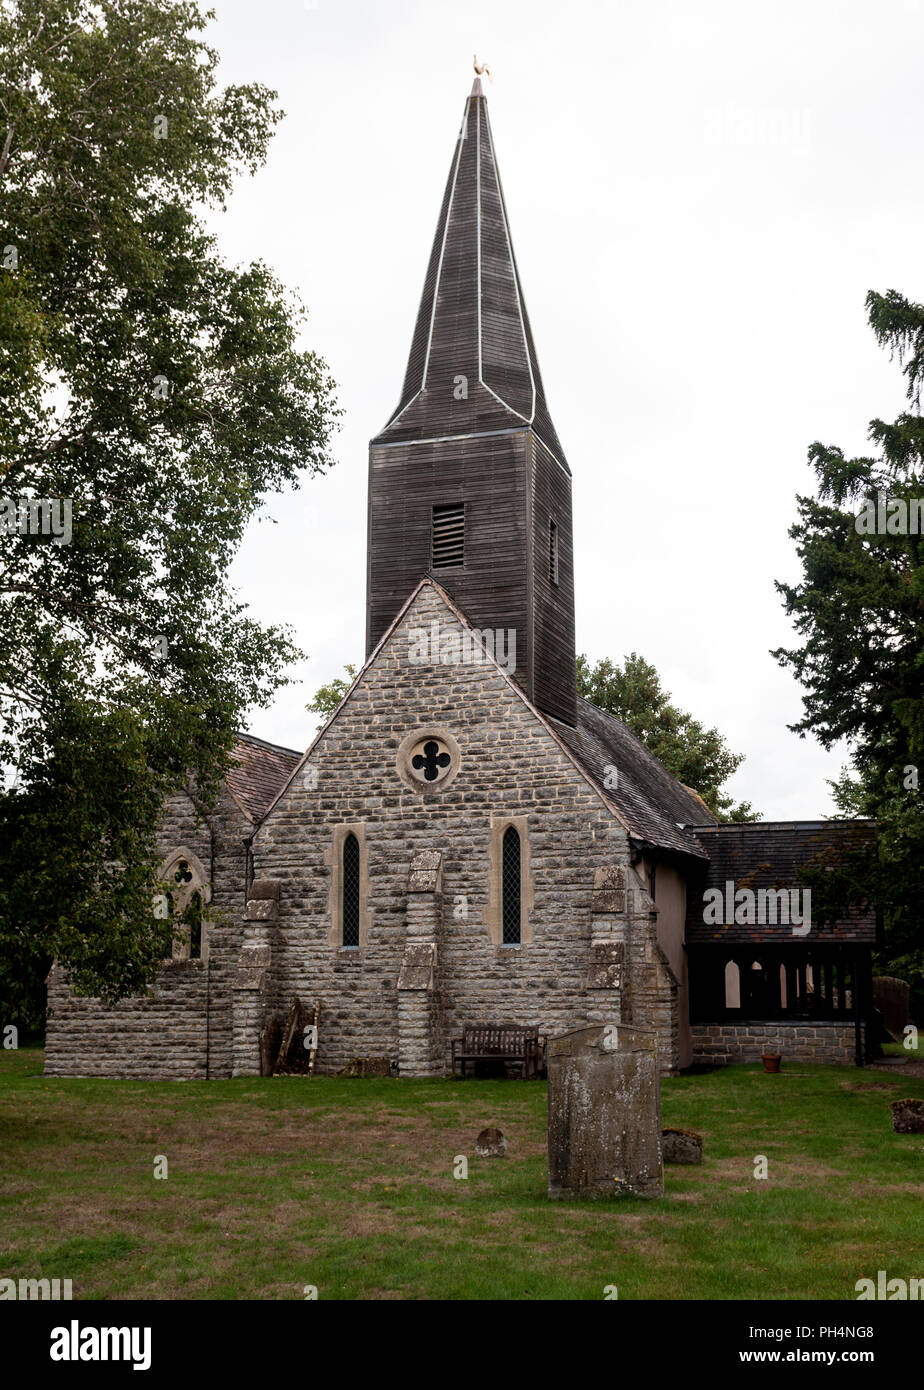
[451,1023,544,1079]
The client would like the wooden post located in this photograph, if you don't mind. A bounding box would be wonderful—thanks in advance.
[308,1000,321,1075]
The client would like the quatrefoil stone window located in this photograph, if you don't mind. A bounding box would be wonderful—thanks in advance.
[411,739,451,783]
[396,728,462,794]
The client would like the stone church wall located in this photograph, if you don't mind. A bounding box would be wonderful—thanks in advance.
[253,585,682,1078]
[691,1021,863,1066]
[45,957,211,1079]
[44,786,250,1080]
[42,586,691,1082]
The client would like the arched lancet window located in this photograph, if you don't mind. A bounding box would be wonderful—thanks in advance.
[342,833,360,947]
[159,848,210,962]
[724,959,741,1009]
[502,825,521,945]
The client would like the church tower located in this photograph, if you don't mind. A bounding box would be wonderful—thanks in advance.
[366,76,577,726]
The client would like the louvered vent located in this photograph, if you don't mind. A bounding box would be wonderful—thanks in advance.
[432,502,464,569]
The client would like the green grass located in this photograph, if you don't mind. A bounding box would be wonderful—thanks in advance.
[881,1033,922,1058]
[1,1046,922,1300]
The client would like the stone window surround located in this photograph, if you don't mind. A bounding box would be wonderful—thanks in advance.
[395,726,462,794]
[484,813,534,950]
[326,822,370,954]
[159,846,212,963]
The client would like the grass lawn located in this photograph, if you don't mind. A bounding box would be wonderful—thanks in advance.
[1,1045,922,1301]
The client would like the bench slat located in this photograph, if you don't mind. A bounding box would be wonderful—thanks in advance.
[451,1024,544,1078]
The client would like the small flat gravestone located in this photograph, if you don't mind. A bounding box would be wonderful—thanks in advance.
[662,1128,703,1165]
[338,1056,391,1077]
[891,1098,924,1134]
[475,1127,507,1158]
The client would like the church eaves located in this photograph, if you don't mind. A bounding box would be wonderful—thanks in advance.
[373,77,568,471]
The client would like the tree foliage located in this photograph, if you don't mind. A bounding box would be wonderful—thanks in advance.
[306,664,357,726]
[0,0,341,1029]
[576,652,755,822]
[774,288,924,1005]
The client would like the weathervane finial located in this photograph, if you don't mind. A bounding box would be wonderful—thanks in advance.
[473,54,493,83]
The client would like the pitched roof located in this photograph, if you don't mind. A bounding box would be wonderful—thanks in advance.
[372,78,568,470]
[683,820,878,943]
[227,732,302,824]
[547,698,716,859]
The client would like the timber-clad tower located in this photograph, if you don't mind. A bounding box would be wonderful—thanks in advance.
[366,77,577,726]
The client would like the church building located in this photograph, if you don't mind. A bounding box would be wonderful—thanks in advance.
[44,77,876,1081]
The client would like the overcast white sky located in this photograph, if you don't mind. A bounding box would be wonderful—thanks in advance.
[206,0,924,819]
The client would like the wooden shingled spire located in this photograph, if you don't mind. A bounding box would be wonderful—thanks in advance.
[372,77,567,467]
[366,75,577,726]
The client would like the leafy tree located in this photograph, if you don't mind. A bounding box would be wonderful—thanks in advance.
[576,652,755,821]
[0,0,341,1030]
[827,765,922,1008]
[774,288,924,1008]
[306,664,357,725]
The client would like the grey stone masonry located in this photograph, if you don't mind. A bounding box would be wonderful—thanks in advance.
[44,582,690,1082]
[629,875,681,1075]
[232,880,278,1077]
[585,866,626,1026]
[397,850,443,1075]
[45,958,210,1080]
[253,583,681,1078]
[691,1021,863,1066]
[585,869,680,1072]
[44,783,251,1080]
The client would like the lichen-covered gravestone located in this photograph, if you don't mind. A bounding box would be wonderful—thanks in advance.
[547,1022,663,1199]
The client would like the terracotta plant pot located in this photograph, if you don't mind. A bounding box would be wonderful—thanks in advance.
[762,1054,782,1074]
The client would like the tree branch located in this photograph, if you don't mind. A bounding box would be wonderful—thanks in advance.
[0,123,15,180]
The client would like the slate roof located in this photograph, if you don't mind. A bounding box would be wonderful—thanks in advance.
[683,820,877,944]
[547,697,717,859]
[373,78,568,470]
[227,732,302,824]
